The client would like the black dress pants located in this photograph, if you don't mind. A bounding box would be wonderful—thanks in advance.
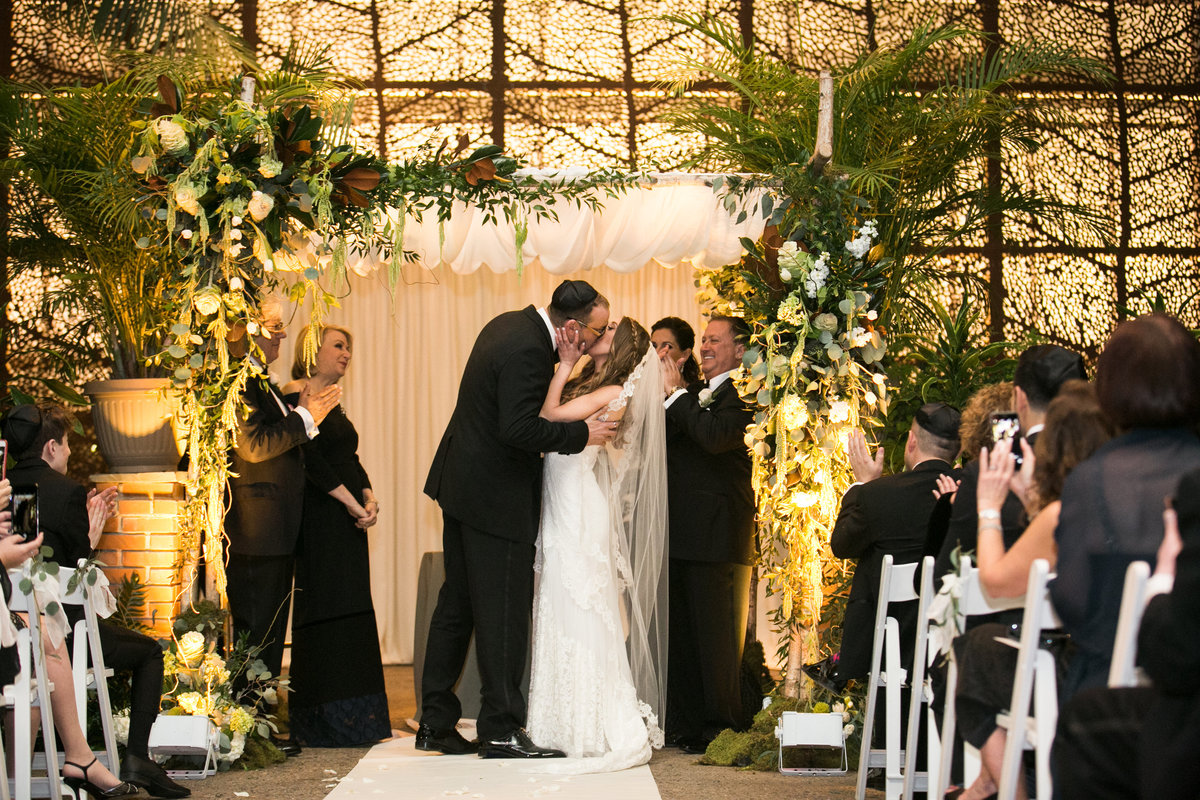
[666,557,752,740]
[420,513,535,742]
[225,552,296,682]
[95,618,165,757]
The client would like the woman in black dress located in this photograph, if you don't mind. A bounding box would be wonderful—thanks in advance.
[283,325,391,746]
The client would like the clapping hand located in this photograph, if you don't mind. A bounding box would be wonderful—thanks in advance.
[847,429,885,484]
[1156,499,1182,577]
[660,354,687,396]
[976,439,1017,517]
[299,383,342,425]
[555,325,586,370]
[86,486,119,549]
[932,473,961,501]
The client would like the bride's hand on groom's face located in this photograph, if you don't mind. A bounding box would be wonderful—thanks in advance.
[555,325,586,367]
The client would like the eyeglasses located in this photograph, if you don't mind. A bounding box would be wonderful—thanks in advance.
[261,321,287,335]
[573,319,605,338]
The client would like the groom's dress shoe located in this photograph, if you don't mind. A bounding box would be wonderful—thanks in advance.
[120,753,191,798]
[414,723,479,755]
[478,728,566,759]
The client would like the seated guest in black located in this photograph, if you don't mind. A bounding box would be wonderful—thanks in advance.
[1053,467,1200,800]
[934,345,1086,584]
[805,402,961,692]
[2,404,190,798]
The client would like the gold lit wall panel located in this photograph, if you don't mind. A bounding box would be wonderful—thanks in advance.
[7,0,1199,359]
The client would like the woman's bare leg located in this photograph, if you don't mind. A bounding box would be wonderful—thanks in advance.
[41,631,125,790]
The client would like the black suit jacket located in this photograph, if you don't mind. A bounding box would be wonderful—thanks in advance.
[7,456,91,564]
[665,378,755,565]
[225,375,311,556]
[831,459,954,678]
[424,305,588,543]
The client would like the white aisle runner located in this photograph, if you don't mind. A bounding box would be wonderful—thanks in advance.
[325,735,662,800]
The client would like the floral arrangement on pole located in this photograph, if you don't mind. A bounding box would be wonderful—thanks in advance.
[697,169,889,697]
[128,73,626,602]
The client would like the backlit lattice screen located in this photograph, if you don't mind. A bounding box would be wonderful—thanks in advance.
[8,0,1199,358]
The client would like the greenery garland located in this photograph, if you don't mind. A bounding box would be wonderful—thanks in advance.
[129,72,632,600]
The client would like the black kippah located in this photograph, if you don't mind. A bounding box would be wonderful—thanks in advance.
[551,280,599,314]
[0,404,42,455]
[1032,346,1087,394]
[915,401,962,443]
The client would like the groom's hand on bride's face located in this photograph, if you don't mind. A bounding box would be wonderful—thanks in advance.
[299,383,342,424]
[585,410,619,446]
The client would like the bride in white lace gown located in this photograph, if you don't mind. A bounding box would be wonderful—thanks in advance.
[526,316,668,773]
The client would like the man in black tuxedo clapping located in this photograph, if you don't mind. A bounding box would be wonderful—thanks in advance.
[661,315,756,754]
[224,295,341,757]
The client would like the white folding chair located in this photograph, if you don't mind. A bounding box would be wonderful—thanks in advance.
[855,555,919,800]
[900,556,940,800]
[995,559,1061,800]
[931,556,1026,799]
[5,568,64,800]
[59,567,121,774]
[1108,560,1151,688]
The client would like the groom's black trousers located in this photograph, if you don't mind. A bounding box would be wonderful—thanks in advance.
[421,513,535,741]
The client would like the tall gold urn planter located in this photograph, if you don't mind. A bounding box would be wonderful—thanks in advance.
[85,378,182,472]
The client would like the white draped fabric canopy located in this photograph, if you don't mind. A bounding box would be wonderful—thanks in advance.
[278,178,768,664]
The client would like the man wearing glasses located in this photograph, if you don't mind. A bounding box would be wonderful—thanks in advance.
[419,279,618,758]
[224,294,341,756]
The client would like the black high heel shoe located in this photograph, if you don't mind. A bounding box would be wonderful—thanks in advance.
[62,757,138,799]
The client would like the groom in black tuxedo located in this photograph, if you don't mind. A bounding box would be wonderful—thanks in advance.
[419,280,617,758]
[662,315,756,753]
[224,295,340,757]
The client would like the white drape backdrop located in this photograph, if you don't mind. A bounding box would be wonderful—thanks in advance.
[277,264,706,663]
[275,180,777,664]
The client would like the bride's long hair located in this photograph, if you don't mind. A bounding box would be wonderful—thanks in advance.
[563,317,651,401]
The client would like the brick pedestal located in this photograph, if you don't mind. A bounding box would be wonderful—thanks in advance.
[92,472,188,638]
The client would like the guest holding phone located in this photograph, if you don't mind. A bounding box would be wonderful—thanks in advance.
[1,404,189,798]
[281,325,391,746]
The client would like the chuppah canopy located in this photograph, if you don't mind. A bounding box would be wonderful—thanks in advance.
[277,175,771,665]
[337,173,768,277]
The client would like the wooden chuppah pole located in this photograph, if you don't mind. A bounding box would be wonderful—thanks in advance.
[781,69,835,701]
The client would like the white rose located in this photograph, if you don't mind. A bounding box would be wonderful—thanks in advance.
[697,388,715,408]
[829,399,851,424]
[231,215,243,227]
[180,229,193,240]
[178,631,207,668]
[779,267,792,282]
[248,191,275,222]
[192,291,222,317]
[174,185,201,216]
[155,118,189,155]
[814,313,839,333]
[229,277,244,292]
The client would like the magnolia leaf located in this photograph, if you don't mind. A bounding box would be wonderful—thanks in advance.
[339,167,382,191]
